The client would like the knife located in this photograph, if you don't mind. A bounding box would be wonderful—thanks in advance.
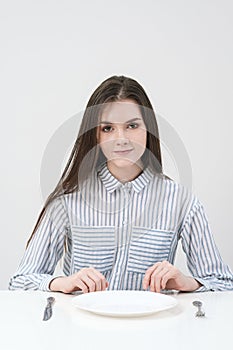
[43,297,55,321]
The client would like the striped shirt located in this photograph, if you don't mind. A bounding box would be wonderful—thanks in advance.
[9,164,233,292]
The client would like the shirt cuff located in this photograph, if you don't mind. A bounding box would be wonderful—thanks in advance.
[39,275,57,291]
[193,277,215,292]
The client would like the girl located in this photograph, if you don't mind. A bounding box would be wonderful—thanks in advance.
[9,75,233,293]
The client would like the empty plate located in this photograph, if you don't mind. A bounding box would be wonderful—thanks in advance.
[72,290,178,317]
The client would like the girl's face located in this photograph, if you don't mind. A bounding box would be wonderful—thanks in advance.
[97,99,147,169]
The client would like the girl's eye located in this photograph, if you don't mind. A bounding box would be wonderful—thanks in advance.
[102,125,113,132]
[128,123,139,129]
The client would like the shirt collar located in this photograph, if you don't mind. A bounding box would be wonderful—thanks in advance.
[97,163,154,194]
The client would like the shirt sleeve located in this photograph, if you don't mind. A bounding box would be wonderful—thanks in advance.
[8,196,70,291]
[179,199,233,291]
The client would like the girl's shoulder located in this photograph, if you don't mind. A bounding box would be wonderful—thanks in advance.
[150,170,200,208]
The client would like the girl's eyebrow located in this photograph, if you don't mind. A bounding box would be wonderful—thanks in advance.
[99,117,142,125]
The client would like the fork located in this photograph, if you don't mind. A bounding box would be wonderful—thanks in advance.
[192,300,205,317]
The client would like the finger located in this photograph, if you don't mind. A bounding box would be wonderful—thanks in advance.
[143,262,161,289]
[101,276,109,290]
[161,270,173,290]
[161,268,179,290]
[148,263,163,292]
[150,271,161,293]
[87,270,101,291]
[75,279,89,293]
[151,266,170,293]
[81,274,96,292]
[144,261,171,290]
[87,270,104,291]
[149,272,156,292]
[155,269,168,293]
[89,268,108,291]
[93,270,108,291]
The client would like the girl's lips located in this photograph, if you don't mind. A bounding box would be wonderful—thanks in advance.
[113,149,133,155]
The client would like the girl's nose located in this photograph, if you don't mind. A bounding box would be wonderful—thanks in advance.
[115,128,129,145]
[116,138,129,146]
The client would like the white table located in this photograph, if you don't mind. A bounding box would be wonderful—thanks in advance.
[0,290,232,350]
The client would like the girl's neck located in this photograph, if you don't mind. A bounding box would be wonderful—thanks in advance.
[107,161,143,183]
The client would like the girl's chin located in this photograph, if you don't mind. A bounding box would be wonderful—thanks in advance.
[108,158,141,169]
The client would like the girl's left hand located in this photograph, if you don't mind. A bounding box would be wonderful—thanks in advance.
[142,260,201,292]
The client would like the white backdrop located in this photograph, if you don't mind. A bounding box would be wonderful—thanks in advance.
[1,0,232,289]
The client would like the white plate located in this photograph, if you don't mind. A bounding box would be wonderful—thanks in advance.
[72,290,178,317]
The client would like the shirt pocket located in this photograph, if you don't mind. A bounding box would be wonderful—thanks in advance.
[127,227,174,274]
[71,226,115,273]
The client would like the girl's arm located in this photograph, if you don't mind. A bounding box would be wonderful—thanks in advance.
[9,198,69,291]
[143,199,233,293]
[179,200,233,291]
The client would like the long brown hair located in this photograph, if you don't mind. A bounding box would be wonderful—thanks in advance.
[27,75,163,245]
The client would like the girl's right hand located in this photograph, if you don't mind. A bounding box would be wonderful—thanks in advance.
[49,267,109,294]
